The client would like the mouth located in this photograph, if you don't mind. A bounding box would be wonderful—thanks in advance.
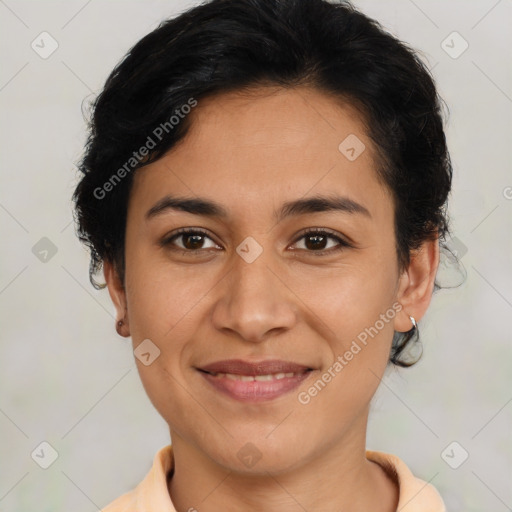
[198,358,314,376]
[199,370,311,381]
[196,359,314,402]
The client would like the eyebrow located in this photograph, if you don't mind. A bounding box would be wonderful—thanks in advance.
[145,194,371,221]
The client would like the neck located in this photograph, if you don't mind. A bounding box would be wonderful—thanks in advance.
[167,416,398,512]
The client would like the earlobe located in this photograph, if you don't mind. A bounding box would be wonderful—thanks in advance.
[103,260,131,337]
[115,318,129,337]
[395,237,439,332]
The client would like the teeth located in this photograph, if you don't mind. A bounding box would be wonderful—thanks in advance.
[213,372,300,381]
[253,374,274,381]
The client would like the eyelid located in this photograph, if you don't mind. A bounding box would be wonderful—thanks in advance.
[290,227,354,250]
[160,227,222,249]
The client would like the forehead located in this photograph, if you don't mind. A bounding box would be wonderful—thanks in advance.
[183,85,370,155]
[130,86,392,222]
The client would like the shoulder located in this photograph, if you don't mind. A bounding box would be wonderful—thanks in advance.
[366,449,446,512]
[100,445,176,511]
[101,490,137,512]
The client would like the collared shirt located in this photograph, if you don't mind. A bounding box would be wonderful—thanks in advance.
[101,445,446,511]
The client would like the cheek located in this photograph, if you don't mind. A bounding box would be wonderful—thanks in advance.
[290,256,398,339]
[134,355,209,445]
[124,268,201,419]
[295,277,398,432]
[124,253,212,342]
[291,257,398,392]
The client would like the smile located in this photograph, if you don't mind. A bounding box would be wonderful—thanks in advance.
[198,369,313,402]
[206,371,307,381]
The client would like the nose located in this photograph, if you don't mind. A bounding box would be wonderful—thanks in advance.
[211,247,297,343]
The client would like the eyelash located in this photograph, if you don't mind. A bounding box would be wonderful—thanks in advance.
[160,227,353,256]
[292,228,353,255]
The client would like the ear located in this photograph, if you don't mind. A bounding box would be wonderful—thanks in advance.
[394,237,439,332]
[103,260,130,337]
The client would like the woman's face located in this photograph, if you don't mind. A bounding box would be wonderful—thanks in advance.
[107,86,430,473]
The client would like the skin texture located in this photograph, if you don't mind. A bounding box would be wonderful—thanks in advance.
[104,86,439,511]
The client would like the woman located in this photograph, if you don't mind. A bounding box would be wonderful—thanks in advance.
[73,0,452,509]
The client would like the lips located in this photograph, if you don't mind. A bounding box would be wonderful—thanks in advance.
[198,359,312,376]
[197,359,314,402]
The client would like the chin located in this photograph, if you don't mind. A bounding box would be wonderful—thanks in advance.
[207,432,309,475]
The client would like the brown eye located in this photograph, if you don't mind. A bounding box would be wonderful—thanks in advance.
[304,233,329,250]
[291,229,352,254]
[181,233,207,250]
[161,228,221,252]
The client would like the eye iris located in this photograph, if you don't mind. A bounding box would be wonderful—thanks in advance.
[305,234,327,250]
[183,233,204,250]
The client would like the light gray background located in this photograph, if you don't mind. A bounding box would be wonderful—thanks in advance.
[1,1,511,510]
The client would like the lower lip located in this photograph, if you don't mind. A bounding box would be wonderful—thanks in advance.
[199,370,312,402]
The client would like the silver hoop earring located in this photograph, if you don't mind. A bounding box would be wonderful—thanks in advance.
[409,315,417,332]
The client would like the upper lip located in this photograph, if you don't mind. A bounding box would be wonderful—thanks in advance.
[198,359,313,376]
